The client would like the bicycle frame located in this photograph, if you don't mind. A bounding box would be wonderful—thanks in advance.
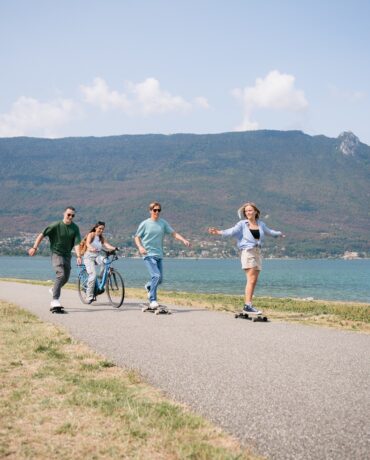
[78,250,119,294]
[77,249,124,308]
[96,253,112,291]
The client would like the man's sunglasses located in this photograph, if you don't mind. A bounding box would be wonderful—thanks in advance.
[152,208,161,213]
[67,213,75,218]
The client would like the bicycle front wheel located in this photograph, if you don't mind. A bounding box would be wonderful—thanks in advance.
[107,269,125,308]
[77,269,89,304]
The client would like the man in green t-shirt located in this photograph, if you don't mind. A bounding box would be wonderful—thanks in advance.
[28,207,82,311]
[134,201,190,309]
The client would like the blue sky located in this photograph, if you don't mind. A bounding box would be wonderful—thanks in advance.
[1,0,369,144]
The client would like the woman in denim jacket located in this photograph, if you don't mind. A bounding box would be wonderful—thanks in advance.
[208,202,285,314]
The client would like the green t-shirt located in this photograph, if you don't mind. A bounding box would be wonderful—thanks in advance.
[43,221,81,257]
[135,218,174,258]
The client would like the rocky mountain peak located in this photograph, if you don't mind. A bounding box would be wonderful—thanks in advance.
[337,131,360,156]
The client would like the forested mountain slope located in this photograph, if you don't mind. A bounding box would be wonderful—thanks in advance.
[1,130,369,256]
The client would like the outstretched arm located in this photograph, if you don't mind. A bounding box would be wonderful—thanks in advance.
[103,240,118,252]
[172,232,190,247]
[208,227,222,236]
[262,222,286,238]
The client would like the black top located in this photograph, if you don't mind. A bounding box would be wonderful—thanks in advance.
[249,228,260,240]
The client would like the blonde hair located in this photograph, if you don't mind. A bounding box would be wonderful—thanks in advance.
[238,202,261,220]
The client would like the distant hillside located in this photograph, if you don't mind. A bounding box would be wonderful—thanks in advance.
[0,130,369,257]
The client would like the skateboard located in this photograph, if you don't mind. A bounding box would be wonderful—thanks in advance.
[234,311,268,322]
[50,306,67,314]
[141,304,171,315]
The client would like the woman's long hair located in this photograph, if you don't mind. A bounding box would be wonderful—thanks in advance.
[88,221,106,243]
[237,202,261,220]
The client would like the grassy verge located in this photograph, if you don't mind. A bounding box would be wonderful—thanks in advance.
[127,288,370,333]
[0,301,258,460]
[1,278,369,332]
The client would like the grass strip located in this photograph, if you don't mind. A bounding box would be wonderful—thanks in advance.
[1,278,369,332]
[0,301,258,460]
[127,288,370,333]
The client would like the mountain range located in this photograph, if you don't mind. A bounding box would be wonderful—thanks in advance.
[0,130,369,257]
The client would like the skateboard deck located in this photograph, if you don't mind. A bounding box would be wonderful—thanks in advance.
[140,304,171,315]
[234,311,268,322]
[50,306,67,314]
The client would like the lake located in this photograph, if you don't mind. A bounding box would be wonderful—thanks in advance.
[0,256,369,303]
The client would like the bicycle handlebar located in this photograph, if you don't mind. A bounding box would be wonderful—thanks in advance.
[102,248,120,257]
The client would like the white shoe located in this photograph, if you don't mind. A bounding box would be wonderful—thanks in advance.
[149,301,159,308]
[49,288,60,300]
[243,304,262,315]
[50,299,62,308]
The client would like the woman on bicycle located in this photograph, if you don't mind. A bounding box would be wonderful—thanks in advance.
[82,221,117,304]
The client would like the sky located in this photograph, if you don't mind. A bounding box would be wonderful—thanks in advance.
[1,0,369,144]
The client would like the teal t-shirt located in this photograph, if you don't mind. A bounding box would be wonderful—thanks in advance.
[43,221,81,257]
[135,218,174,258]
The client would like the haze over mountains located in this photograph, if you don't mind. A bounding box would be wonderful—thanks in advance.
[1,130,369,257]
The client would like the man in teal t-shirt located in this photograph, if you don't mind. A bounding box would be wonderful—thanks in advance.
[134,201,190,308]
[28,207,82,312]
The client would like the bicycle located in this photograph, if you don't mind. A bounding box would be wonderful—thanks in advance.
[77,249,125,308]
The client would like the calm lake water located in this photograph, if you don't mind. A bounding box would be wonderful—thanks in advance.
[0,256,369,303]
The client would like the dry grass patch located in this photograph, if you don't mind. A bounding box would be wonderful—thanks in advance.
[126,288,370,333]
[0,301,259,460]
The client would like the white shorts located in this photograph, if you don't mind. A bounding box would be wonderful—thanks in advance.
[241,247,262,270]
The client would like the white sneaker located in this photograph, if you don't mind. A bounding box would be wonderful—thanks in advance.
[50,299,62,308]
[149,301,159,308]
[243,304,262,315]
[49,288,60,300]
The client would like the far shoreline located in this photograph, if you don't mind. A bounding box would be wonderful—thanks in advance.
[0,254,369,261]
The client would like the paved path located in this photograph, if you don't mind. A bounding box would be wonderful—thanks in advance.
[1,280,369,459]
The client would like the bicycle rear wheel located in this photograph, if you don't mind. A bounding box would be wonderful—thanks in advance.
[77,269,89,304]
[107,269,125,308]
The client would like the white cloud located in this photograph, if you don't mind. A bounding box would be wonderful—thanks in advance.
[0,96,79,137]
[129,78,191,114]
[80,77,130,111]
[81,77,207,114]
[233,70,308,131]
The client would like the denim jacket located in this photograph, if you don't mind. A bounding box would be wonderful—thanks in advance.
[221,220,282,250]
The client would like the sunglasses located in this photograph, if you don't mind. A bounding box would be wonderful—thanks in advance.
[152,208,161,213]
[67,213,75,218]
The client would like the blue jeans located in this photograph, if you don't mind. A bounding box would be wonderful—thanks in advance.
[144,256,163,302]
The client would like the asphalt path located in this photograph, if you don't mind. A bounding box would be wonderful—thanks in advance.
[1,280,369,459]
